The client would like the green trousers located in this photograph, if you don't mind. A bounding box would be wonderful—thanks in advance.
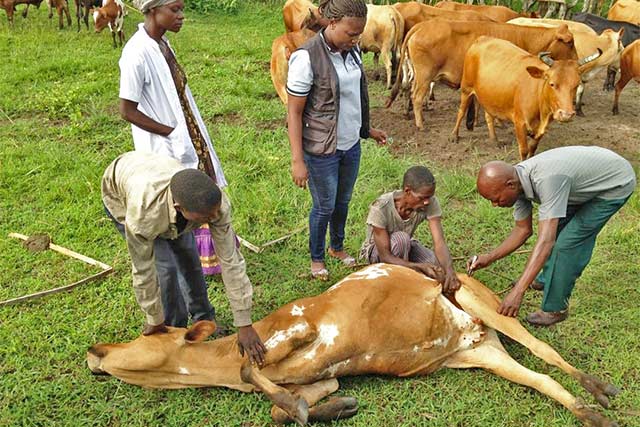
[536,196,630,312]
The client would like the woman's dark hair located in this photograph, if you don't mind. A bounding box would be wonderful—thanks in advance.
[170,169,221,213]
[403,166,436,190]
[318,0,367,20]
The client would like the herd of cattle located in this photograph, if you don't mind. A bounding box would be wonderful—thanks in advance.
[272,0,640,159]
[1,0,126,46]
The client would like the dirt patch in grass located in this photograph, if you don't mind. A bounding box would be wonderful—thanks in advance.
[369,70,639,171]
[210,111,244,125]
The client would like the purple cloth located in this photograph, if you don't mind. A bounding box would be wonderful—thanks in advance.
[194,226,221,276]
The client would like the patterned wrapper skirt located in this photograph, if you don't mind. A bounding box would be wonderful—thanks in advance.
[193,224,221,276]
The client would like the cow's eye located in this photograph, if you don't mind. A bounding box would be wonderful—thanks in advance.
[549,82,556,88]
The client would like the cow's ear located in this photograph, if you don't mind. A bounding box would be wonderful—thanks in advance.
[185,320,217,343]
[526,66,545,79]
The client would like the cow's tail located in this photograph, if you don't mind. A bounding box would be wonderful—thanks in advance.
[386,26,412,108]
[465,95,475,131]
[389,12,402,82]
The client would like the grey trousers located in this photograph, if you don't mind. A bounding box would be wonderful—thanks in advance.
[106,206,215,327]
[369,231,438,264]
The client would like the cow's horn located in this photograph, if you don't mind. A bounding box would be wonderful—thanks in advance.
[578,48,602,66]
[538,52,554,67]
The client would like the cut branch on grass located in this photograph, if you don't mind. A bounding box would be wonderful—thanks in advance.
[2,233,113,306]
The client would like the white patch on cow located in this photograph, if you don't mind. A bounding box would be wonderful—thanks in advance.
[329,264,392,292]
[303,324,340,360]
[290,304,305,317]
[264,322,308,350]
[413,345,420,352]
[365,354,372,361]
[352,263,390,280]
[178,367,190,375]
[322,359,350,377]
[327,277,348,292]
[439,295,484,350]
[92,10,99,23]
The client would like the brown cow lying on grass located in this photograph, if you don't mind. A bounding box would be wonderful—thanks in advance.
[88,264,619,426]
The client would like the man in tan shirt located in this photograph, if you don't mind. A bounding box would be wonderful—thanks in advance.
[360,166,460,293]
[102,151,265,365]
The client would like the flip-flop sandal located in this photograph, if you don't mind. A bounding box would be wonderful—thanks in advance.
[311,267,329,281]
[328,249,357,267]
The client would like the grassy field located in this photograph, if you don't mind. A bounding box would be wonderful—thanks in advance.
[1,3,639,426]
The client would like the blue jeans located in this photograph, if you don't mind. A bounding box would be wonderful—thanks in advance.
[304,142,361,262]
[105,206,215,327]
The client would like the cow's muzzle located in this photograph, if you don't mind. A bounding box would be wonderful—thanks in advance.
[554,110,575,122]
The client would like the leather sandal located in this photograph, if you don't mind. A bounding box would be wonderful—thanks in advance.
[328,248,357,267]
[526,310,568,327]
[311,265,329,281]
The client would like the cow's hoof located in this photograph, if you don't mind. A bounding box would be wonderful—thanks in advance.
[448,134,459,144]
[612,107,619,115]
[308,396,358,422]
[576,109,585,117]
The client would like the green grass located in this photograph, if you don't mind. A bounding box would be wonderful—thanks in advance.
[1,3,639,427]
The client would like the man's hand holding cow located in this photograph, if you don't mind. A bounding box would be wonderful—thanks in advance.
[142,322,168,336]
[498,287,525,317]
[442,268,461,294]
[410,262,445,283]
[238,325,267,367]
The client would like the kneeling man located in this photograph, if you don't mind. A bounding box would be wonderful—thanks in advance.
[102,151,265,365]
[359,166,460,293]
[468,146,636,326]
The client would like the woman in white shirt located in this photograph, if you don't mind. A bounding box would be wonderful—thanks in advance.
[116,0,228,329]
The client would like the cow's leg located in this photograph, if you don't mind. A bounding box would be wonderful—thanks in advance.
[444,332,617,427]
[372,52,381,81]
[455,275,620,409]
[83,5,89,29]
[22,3,29,18]
[240,321,320,424]
[603,66,617,91]
[410,66,433,130]
[513,120,529,160]
[241,364,309,425]
[381,47,393,89]
[64,2,71,27]
[612,70,631,115]
[575,83,585,117]
[428,81,435,101]
[484,110,498,145]
[271,379,358,424]
[111,30,117,48]
[527,134,543,158]
[449,88,473,143]
[58,5,64,29]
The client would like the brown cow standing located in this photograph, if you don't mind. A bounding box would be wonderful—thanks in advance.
[93,0,126,48]
[608,0,640,26]
[1,0,43,24]
[450,37,600,160]
[386,20,578,131]
[46,0,71,29]
[613,39,640,114]
[434,0,527,23]
[87,264,619,426]
[360,4,405,89]
[283,0,318,32]
[393,1,495,38]
[270,28,315,104]
[508,18,625,117]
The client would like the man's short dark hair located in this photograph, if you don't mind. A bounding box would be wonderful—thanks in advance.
[403,166,436,190]
[170,169,221,213]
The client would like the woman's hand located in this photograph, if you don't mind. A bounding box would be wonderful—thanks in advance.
[291,160,308,189]
[369,128,388,145]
